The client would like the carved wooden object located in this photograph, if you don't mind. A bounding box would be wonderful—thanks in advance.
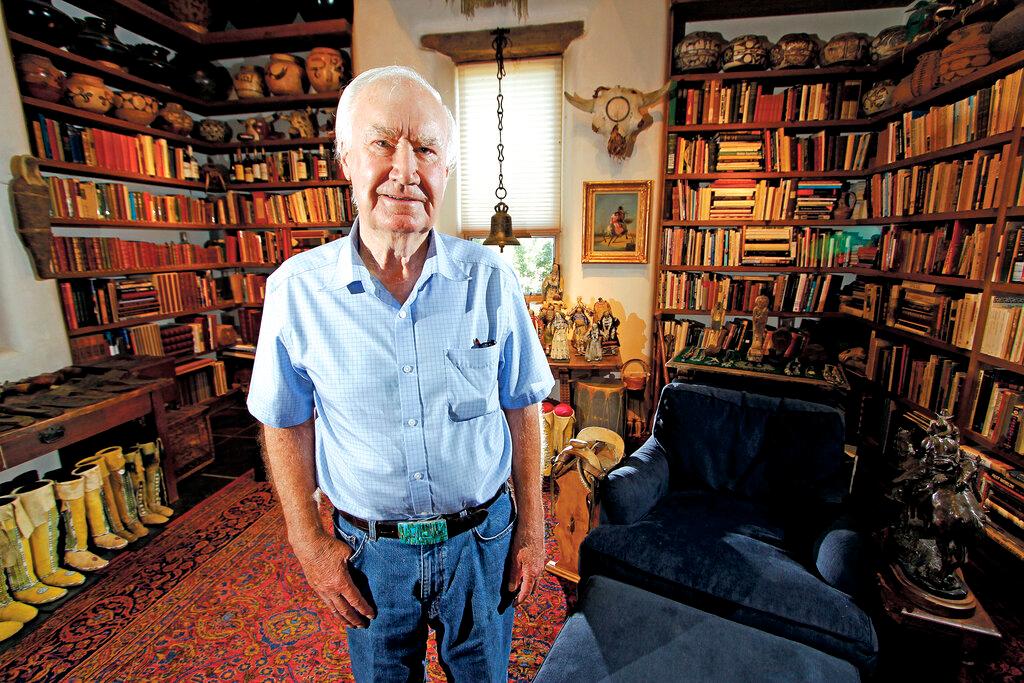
[9,155,54,279]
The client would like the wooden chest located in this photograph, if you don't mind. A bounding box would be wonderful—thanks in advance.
[165,405,214,479]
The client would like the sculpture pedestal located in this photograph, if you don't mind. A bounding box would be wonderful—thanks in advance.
[889,563,977,618]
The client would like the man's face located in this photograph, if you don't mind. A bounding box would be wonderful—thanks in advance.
[340,80,450,236]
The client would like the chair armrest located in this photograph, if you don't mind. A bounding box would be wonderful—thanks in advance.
[598,436,670,525]
[812,515,872,600]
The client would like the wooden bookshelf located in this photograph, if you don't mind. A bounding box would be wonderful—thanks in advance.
[871,131,1017,175]
[66,302,239,337]
[666,170,866,180]
[673,64,874,83]
[52,262,272,279]
[37,159,207,190]
[225,179,350,191]
[668,119,871,133]
[658,308,846,318]
[839,268,986,290]
[50,218,225,231]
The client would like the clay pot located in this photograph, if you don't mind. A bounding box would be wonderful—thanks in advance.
[891,49,943,107]
[990,5,1024,58]
[771,33,820,69]
[170,54,232,101]
[673,31,725,73]
[871,25,908,63]
[862,80,896,115]
[4,0,74,46]
[16,54,64,102]
[112,91,159,125]
[156,102,194,135]
[306,47,343,93]
[265,53,306,95]
[196,118,233,143]
[822,32,870,66]
[64,73,114,114]
[939,22,993,84]
[299,0,353,21]
[73,17,132,71]
[234,65,266,98]
[167,0,212,32]
[721,35,771,71]
[131,44,178,83]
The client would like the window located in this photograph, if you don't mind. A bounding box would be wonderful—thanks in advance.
[457,57,562,234]
[470,236,555,297]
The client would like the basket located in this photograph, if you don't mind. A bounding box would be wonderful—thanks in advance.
[621,358,650,391]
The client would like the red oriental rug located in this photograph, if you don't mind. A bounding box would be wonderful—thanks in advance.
[0,474,569,681]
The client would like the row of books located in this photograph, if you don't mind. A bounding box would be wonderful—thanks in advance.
[874,222,990,280]
[658,225,874,269]
[175,360,229,406]
[971,448,1024,560]
[218,231,280,264]
[124,321,208,357]
[211,188,355,226]
[838,281,883,322]
[673,178,847,221]
[235,308,263,345]
[47,177,213,225]
[970,371,1024,454]
[66,313,226,363]
[876,68,1023,164]
[222,273,268,305]
[30,114,201,182]
[59,274,230,330]
[865,332,964,416]
[867,146,1009,217]
[669,80,863,126]
[49,236,226,274]
[994,222,1024,283]
[657,272,838,313]
[666,131,874,174]
[660,317,707,360]
[883,282,980,349]
[979,296,1024,364]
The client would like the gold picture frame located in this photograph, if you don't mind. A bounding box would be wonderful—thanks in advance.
[582,180,652,263]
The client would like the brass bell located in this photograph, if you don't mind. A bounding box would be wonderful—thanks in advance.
[482,202,519,252]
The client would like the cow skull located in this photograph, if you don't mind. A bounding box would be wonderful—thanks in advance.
[565,83,671,160]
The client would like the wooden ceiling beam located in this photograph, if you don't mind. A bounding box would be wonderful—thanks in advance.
[421,21,584,64]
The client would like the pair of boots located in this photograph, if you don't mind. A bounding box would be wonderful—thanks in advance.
[542,402,576,476]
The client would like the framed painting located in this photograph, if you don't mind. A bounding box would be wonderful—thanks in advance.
[582,180,651,263]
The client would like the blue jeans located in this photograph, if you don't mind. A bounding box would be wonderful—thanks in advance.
[333,490,517,682]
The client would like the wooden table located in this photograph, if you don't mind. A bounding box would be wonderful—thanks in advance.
[548,351,622,404]
[0,379,180,501]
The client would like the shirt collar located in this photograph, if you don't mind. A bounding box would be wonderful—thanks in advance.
[323,217,468,291]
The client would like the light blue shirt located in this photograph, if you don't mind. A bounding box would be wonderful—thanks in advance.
[247,219,555,520]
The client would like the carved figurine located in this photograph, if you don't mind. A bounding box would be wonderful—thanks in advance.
[237,116,277,142]
[538,301,559,354]
[542,263,563,303]
[597,311,620,356]
[274,107,319,139]
[747,294,770,363]
[887,414,988,615]
[568,297,592,355]
[549,311,571,361]
[592,297,612,321]
[585,324,604,363]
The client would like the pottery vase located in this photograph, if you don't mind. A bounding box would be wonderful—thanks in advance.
[306,47,343,93]
[990,4,1024,58]
[64,73,114,114]
[131,44,177,84]
[862,80,896,115]
[822,32,870,66]
[156,102,194,135]
[171,54,232,101]
[234,65,266,98]
[113,91,159,125]
[73,17,132,71]
[673,31,725,73]
[871,25,908,63]
[167,0,212,32]
[16,54,64,102]
[771,33,819,70]
[196,118,233,143]
[891,49,943,107]
[939,22,993,84]
[721,35,771,71]
[265,54,306,96]
[4,0,74,46]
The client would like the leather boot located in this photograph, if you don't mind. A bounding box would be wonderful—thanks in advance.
[0,496,67,605]
[75,454,136,542]
[95,447,148,539]
[50,475,108,572]
[542,403,556,476]
[124,448,168,526]
[136,440,174,518]
[551,404,576,457]
[11,482,85,588]
[70,464,127,550]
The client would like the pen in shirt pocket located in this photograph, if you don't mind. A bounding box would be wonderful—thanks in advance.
[473,338,496,348]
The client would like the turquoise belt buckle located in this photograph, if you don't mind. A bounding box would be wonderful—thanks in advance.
[397,519,449,545]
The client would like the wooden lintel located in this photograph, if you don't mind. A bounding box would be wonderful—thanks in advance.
[671,0,907,22]
[421,21,584,64]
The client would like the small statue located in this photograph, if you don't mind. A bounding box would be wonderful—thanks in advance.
[597,311,620,356]
[585,324,604,363]
[568,297,592,354]
[274,107,319,139]
[542,263,563,303]
[747,294,770,363]
[237,116,277,142]
[592,297,612,321]
[538,301,559,354]
[705,297,727,356]
[549,312,571,361]
[887,413,988,615]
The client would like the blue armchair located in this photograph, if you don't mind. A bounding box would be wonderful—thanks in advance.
[578,382,878,672]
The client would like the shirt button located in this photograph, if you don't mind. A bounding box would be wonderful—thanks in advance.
[398,310,408,319]
[413,472,423,481]
[407,418,417,427]
[403,365,413,374]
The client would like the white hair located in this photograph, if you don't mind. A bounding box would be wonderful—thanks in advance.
[334,66,459,171]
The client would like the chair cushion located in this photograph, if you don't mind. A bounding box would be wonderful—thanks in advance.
[535,575,860,683]
[579,491,878,670]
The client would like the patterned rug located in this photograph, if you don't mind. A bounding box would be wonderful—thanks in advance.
[0,474,569,681]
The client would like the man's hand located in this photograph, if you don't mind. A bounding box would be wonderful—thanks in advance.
[506,522,545,605]
[292,533,376,628]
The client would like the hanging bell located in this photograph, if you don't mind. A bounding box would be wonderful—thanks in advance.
[482,201,519,252]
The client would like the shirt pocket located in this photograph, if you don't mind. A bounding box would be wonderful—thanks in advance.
[444,346,500,421]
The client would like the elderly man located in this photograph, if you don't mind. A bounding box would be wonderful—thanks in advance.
[247,65,554,682]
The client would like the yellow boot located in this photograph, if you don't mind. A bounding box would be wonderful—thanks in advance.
[51,475,108,572]
[124,448,168,526]
[542,405,556,476]
[95,447,148,539]
[137,440,174,519]
[0,567,37,624]
[70,464,127,551]
[12,482,85,588]
[551,404,576,457]
[76,454,136,543]
[0,496,67,605]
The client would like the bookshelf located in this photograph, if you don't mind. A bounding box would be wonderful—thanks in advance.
[4,2,355,412]
[656,0,1024,561]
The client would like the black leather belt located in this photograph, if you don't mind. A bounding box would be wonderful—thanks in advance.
[336,484,506,545]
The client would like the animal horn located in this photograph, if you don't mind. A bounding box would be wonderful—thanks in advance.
[640,81,672,108]
[564,91,595,113]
